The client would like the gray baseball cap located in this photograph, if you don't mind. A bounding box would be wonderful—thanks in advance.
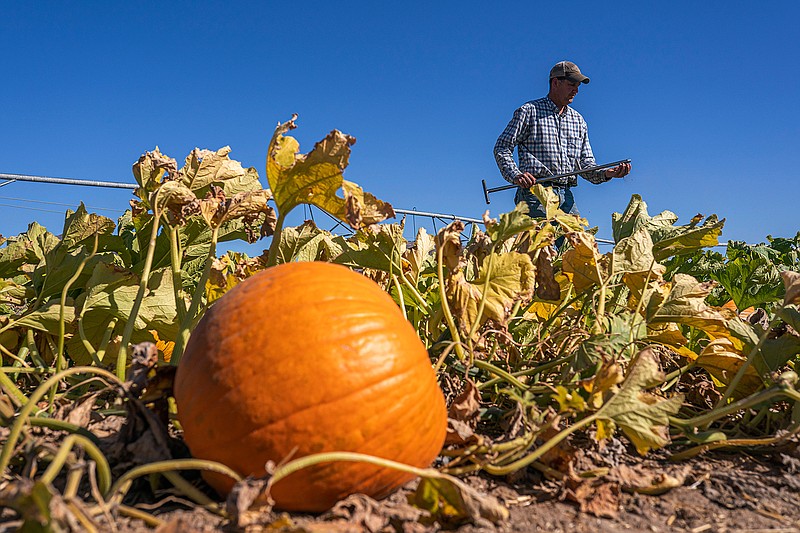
[549,61,590,84]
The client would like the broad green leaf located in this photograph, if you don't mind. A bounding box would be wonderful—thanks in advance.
[294,231,344,263]
[612,195,678,242]
[33,249,123,302]
[447,251,534,337]
[334,223,407,273]
[266,117,393,229]
[652,215,724,261]
[13,299,76,333]
[483,203,537,243]
[595,348,684,454]
[273,221,325,265]
[69,263,179,365]
[60,204,116,248]
[758,335,800,375]
[561,232,605,293]
[711,255,784,310]
[574,327,633,374]
[778,305,800,333]
[647,274,740,346]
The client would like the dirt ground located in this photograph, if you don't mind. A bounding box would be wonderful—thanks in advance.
[2,431,799,532]
[99,447,800,532]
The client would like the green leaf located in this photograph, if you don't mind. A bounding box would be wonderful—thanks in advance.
[612,195,676,242]
[652,215,724,261]
[595,347,684,454]
[334,223,407,273]
[14,300,76,333]
[483,203,537,243]
[778,305,800,333]
[68,263,178,365]
[611,195,724,261]
[60,204,116,248]
[711,255,784,310]
[0,223,59,279]
[758,335,800,375]
[447,251,534,338]
[273,221,325,264]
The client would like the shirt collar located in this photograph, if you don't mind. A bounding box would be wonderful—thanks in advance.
[545,96,570,115]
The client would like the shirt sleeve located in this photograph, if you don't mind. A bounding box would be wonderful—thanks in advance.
[577,124,611,184]
[493,106,527,184]
[494,104,551,183]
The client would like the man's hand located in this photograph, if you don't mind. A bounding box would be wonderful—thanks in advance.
[604,162,632,179]
[515,172,537,188]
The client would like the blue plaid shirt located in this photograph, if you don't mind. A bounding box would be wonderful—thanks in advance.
[493,96,610,188]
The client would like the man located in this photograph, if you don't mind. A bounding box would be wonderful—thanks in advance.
[493,60,631,218]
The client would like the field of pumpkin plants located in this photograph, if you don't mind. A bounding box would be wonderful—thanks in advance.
[1,116,800,531]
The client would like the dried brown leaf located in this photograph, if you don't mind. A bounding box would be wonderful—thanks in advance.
[563,476,620,518]
[226,476,275,529]
[534,245,560,300]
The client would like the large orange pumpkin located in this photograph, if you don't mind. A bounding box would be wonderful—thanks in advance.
[173,261,447,512]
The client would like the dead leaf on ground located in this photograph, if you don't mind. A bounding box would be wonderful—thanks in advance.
[562,475,620,518]
[226,476,275,529]
[323,493,425,533]
[448,380,481,422]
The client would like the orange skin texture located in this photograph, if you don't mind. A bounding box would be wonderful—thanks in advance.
[174,261,448,512]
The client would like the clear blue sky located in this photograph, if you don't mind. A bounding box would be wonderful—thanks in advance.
[2,1,798,254]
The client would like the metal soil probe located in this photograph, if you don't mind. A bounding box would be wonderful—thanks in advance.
[481,159,631,204]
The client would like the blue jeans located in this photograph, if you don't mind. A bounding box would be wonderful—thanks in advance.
[514,186,580,218]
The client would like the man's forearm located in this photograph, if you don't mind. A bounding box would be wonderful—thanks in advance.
[493,146,521,184]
